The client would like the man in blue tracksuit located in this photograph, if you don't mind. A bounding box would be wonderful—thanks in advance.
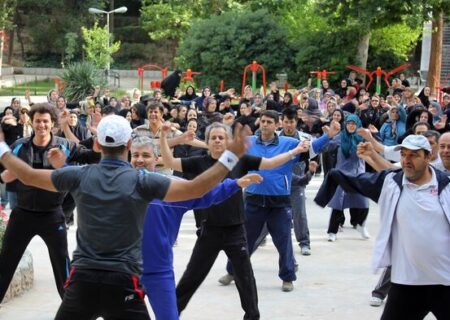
[130,136,261,320]
[225,110,341,292]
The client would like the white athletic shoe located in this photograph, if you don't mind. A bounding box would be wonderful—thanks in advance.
[369,296,383,307]
[327,233,337,242]
[218,274,234,285]
[357,225,370,239]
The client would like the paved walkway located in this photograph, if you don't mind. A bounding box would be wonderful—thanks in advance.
[0,176,436,320]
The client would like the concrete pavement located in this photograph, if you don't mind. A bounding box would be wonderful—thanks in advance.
[0,176,437,320]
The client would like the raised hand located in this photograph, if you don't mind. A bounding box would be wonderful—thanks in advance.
[179,130,195,143]
[356,142,374,160]
[59,110,70,129]
[294,140,310,154]
[327,120,341,138]
[368,124,378,134]
[223,112,235,126]
[237,173,263,188]
[227,123,251,158]
[357,127,372,140]
[161,122,172,137]
[47,147,68,169]
[308,161,318,173]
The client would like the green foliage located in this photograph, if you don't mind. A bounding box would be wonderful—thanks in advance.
[370,23,422,61]
[64,32,79,64]
[0,0,17,30]
[140,0,287,42]
[140,1,194,41]
[291,28,358,87]
[176,9,293,89]
[0,79,54,96]
[17,0,106,61]
[81,22,121,69]
[60,61,106,101]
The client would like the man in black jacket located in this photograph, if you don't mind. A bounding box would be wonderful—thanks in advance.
[0,103,96,303]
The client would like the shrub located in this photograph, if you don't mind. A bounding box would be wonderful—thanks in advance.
[60,61,106,101]
[176,9,294,90]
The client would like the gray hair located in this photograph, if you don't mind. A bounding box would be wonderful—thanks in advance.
[204,122,232,143]
[422,130,441,141]
[131,136,156,155]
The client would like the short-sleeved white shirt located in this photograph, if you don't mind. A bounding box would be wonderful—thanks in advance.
[391,169,450,285]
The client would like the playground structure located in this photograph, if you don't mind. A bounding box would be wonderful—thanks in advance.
[180,69,201,91]
[137,64,168,92]
[241,61,266,97]
[346,64,411,95]
[309,69,336,89]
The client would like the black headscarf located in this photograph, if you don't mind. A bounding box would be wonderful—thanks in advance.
[179,86,197,101]
[161,70,182,98]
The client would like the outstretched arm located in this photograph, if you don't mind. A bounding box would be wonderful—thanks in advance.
[160,123,183,172]
[163,124,251,202]
[0,151,57,192]
[356,142,396,172]
[357,127,385,154]
[314,168,393,208]
[187,174,262,209]
[259,140,309,170]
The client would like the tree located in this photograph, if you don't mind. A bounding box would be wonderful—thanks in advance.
[281,1,420,88]
[14,0,106,65]
[64,32,79,66]
[140,0,295,42]
[176,9,293,89]
[0,0,16,86]
[81,22,121,69]
[315,0,419,71]
[316,0,450,90]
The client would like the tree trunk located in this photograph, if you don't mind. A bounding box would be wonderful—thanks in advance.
[427,12,443,94]
[356,32,371,85]
[7,28,13,64]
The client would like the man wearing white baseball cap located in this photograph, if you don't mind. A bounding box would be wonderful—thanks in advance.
[0,114,251,320]
[315,134,450,319]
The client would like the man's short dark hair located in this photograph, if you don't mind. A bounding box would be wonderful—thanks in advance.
[261,110,279,122]
[281,108,298,121]
[146,101,164,114]
[101,105,117,116]
[29,103,57,124]
[412,121,431,133]
[101,145,127,156]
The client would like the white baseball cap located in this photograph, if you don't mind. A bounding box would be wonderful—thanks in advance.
[394,135,432,153]
[96,115,132,147]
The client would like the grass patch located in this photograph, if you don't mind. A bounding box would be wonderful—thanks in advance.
[0,79,128,100]
[0,79,55,96]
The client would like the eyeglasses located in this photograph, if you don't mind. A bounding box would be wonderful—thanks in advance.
[20,110,29,114]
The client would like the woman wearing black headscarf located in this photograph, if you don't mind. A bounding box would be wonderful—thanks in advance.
[161,70,182,98]
[418,86,431,108]
[58,111,91,141]
[179,86,197,101]
[335,79,349,99]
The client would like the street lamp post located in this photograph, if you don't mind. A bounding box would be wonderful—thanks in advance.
[88,6,127,83]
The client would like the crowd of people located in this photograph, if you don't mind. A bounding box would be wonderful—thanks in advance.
[0,70,449,319]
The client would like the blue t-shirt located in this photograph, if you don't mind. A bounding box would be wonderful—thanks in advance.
[142,178,239,274]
